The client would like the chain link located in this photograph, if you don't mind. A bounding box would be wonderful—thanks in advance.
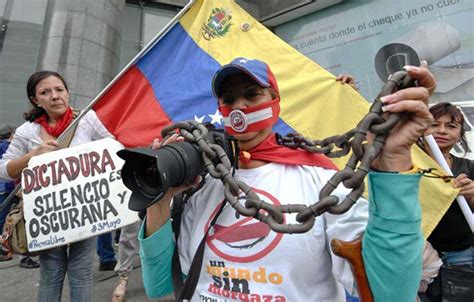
[161,71,417,234]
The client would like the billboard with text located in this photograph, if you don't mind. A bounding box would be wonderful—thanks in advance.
[276,0,473,105]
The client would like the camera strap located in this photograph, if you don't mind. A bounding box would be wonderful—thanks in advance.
[171,193,185,298]
[175,199,227,301]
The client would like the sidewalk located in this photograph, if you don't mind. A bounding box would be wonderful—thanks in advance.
[0,253,173,302]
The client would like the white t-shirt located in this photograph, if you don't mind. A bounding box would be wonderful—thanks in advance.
[0,110,113,181]
[178,162,368,302]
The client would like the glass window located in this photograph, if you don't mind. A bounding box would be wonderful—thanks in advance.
[119,4,176,69]
[0,0,47,127]
[120,5,141,69]
[143,7,176,45]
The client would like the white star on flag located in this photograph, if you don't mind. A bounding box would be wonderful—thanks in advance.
[208,109,222,125]
[194,114,205,123]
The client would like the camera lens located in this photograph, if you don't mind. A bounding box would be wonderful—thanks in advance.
[118,141,205,211]
[132,158,161,197]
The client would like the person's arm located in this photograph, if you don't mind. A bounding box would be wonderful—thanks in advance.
[336,74,357,90]
[139,134,201,298]
[363,171,423,302]
[5,141,58,178]
[145,193,173,236]
[144,135,200,237]
[370,63,434,173]
[0,126,58,180]
[139,218,175,298]
[362,62,435,301]
[453,173,474,208]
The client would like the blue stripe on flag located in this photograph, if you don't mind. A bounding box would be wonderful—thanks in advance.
[136,24,220,125]
[136,23,293,134]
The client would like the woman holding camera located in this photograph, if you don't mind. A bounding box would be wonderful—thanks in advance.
[138,58,436,301]
[0,70,113,302]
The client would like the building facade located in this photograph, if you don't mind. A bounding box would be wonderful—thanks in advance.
[0,0,472,156]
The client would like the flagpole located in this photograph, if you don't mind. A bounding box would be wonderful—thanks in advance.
[424,134,474,232]
[0,1,197,209]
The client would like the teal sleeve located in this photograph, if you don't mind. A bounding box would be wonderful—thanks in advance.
[138,219,175,298]
[362,172,423,302]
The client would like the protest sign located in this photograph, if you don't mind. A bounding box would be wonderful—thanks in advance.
[21,138,137,252]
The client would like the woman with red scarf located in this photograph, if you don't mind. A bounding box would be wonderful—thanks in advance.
[0,71,113,302]
[138,58,436,301]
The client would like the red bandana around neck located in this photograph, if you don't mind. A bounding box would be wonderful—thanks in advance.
[34,107,74,138]
[239,133,338,170]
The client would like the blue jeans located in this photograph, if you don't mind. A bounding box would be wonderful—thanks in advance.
[37,237,94,302]
[441,246,474,266]
[96,232,116,263]
[0,193,13,231]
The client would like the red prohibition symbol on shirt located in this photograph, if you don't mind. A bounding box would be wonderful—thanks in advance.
[205,188,285,263]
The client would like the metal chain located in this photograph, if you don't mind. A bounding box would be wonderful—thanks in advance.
[161,71,417,234]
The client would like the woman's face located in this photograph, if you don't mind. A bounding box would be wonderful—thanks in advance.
[429,114,462,153]
[218,74,273,150]
[32,75,70,121]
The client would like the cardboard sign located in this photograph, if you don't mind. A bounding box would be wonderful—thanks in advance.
[22,138,138,252]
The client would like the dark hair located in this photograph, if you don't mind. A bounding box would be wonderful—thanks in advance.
[23,70,69,122]
[0,124,15,140]
[429,102,468,151]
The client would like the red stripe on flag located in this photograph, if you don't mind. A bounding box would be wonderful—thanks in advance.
[93,66,172,147]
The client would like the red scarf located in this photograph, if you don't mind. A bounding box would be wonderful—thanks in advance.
[34,107,74,138]
[239,133,338,170]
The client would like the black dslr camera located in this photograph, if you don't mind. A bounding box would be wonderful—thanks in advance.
[117,124,235,211]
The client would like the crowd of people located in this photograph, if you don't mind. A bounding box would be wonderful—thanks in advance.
[0,57,472,302]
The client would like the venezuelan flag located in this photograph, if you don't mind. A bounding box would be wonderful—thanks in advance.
[92,0,456,237]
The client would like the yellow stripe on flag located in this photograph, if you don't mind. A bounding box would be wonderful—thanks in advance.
[180,0,368,168]
[412,147,458,237]
[181,0,457,237]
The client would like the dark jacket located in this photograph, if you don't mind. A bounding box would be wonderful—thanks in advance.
[428,155,474,252]
[0,140,14,193]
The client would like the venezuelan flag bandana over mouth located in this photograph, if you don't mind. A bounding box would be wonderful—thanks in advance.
[219,98,280,135]
[213,57,280,135]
